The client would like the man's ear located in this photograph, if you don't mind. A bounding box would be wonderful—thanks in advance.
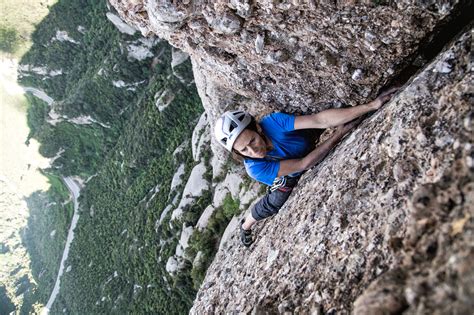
[256,123,263,134]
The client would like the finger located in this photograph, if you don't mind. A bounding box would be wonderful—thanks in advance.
[387,88,399,96]
[380,95,390,102]
[385,87,400,96]
[382,90,398,101]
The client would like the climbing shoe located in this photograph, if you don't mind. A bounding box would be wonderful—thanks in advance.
[240,219,254,248]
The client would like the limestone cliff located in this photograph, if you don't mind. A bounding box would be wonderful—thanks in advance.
[191,31,473,314]
[109,1,473,313]
[110,1,469,113]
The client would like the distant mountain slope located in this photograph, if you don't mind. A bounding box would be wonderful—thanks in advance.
[14,0,176,312]
[15,1,260,314]
[19,0,161,177]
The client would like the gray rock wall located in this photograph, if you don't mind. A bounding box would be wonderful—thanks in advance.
[190,30,473,314]
[110,0,467,115]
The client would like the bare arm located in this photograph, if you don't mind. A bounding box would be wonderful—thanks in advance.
[277,118,362,177]
[294,87,399,129]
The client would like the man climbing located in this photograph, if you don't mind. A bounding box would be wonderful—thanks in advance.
[214,88,398,247]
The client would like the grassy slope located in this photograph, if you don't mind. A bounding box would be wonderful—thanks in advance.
[0,0,57,58]
[55,58,206,314]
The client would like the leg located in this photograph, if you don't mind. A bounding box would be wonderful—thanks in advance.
[242,212,257,230]
[239,189,292,247]
[239,178,300,247]
[243,188,293,230]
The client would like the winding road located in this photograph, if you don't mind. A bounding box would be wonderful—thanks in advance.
[41,177,81,315]
[23,87,54,105]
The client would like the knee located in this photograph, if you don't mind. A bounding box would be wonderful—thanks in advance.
[251,202,275,221]
[251,192,288,221]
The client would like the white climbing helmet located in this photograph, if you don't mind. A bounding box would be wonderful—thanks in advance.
[214,110,252,152]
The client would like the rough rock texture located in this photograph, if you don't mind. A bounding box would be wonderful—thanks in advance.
[110,0,466,116]
[110,0,472,177]
[188,31,473,313]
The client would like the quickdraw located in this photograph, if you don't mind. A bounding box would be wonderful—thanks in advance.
[269,176,287,192]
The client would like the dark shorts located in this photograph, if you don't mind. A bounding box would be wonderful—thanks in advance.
[251,175,301,221]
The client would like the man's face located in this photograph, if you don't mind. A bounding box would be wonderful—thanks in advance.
[233,128,268,159]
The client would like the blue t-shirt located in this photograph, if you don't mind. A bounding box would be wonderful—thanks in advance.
[244,112,312,186]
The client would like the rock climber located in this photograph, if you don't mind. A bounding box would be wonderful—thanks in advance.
[214,88,398,247]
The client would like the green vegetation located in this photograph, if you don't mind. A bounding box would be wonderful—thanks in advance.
[18,0,156,178]
[19,172,74,314]
[188,193,242,289]
[52,71,206,313]
[0,284,16,314]
[17,0,222,313]
[0,25,20,54]
[0,0,57,58]
[16,0,261,313]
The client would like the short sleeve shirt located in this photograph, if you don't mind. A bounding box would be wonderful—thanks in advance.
[244,112,312,186]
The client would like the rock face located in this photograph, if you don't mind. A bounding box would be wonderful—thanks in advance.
[109,1,473,313]
[189,31,472,314]
[110,0,466,116]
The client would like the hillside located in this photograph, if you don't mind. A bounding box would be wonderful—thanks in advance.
[7,0,263,313]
